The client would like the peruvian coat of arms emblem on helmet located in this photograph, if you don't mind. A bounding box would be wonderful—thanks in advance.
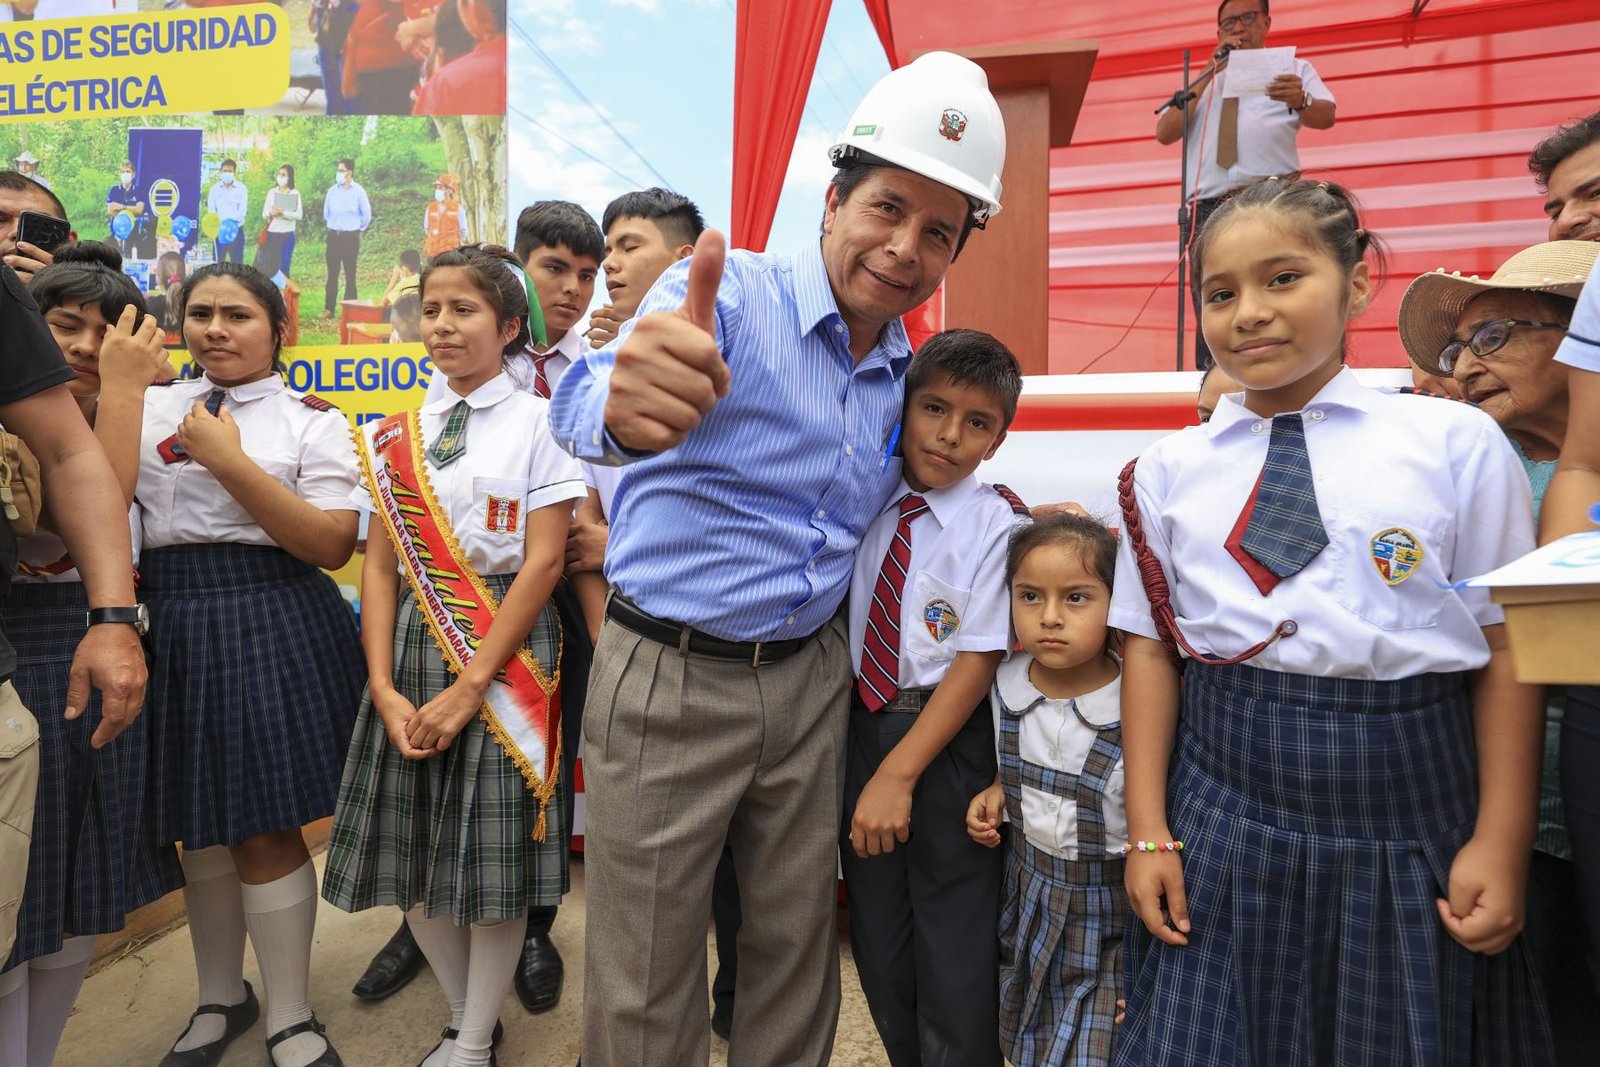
[938,108,968,142]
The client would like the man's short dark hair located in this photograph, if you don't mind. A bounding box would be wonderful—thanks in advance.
[1217,0,1268,21]
[602,188,705,250]
[0,170,67,221]
[339,157,355,173]
[828,162,978,259]
[221,158,237,170]
[514,200,603,264]
[904,328,1023,429]
[1529,110,1600,191]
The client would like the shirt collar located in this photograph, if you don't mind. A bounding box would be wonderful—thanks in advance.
[882,472,981,527]
[200,372,284,403]
[791,239,914,375]
[1204,366,1372,440]
[420,371,514,413]
[995,654,1044,717]
[536,325,584,367]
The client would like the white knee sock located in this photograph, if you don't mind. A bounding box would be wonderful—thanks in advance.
[406,907,471,1067]
[0,963,28,1067]
[452,914,525,1067]
[241,861,323,1067]
[174,846,248,1053]
[25,935,97,1067]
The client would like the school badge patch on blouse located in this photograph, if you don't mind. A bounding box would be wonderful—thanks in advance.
[1370,527,1424,585]
[486,496,520,534]
[923,598,960,642]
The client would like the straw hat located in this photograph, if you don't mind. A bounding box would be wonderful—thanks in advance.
[1399,240,1600,376]
[13,150,37,165]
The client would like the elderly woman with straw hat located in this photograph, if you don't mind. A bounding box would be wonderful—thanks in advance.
[1399,238,1600,1067]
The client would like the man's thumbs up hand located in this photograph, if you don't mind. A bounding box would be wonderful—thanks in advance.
[604,229,731,453]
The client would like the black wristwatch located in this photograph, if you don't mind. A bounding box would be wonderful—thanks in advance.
[87,604,150,635]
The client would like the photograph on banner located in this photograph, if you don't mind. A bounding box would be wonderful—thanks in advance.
[0,111,504,345]
[140,0,506,117]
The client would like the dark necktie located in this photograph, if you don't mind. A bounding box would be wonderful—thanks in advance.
[1224,413,1328,595]
[158,388,226,463]
[857,493,931,712]
[427,400,470,467]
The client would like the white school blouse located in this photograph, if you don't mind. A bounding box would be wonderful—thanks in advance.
[847,474,1020,690]
[1108,368,1534,680]
[994,654,1127,860]
[354,371,585,576]
[425,331,624,516]
[136,374,358,549]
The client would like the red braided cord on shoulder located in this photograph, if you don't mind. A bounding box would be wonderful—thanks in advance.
[1116,457,1295,667]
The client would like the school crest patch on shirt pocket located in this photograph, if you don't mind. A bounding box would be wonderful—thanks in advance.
[923,597,960,643]
[485,495,520,534]
[1370,526,1423,586]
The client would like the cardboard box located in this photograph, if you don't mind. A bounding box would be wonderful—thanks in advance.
[1468,532,1600,685]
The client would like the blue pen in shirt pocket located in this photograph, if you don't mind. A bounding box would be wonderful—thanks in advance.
[882,424,902,473]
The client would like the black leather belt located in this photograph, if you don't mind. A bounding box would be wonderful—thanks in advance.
[605,593,817,667]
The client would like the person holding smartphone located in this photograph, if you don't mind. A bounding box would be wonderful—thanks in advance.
[0,171,74,283]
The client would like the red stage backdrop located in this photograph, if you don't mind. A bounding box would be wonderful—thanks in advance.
[733,0,1600,373]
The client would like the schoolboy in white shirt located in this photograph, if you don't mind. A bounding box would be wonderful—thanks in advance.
[841,328,1027,1067]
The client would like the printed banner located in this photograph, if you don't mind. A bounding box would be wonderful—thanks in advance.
[0,6,289,120]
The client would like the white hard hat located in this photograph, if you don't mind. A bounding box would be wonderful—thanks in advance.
[830,51,1006,225]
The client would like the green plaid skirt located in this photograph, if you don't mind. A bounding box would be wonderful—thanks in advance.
[322,576,569,923]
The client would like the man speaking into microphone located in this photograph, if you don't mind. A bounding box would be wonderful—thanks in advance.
[1156,0,1336,366]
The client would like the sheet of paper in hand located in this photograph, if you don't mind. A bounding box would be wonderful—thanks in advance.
[1221,46,1297,98]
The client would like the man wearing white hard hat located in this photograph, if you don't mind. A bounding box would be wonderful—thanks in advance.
[550,51,1005,1067]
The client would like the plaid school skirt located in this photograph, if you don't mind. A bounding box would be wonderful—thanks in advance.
[1115,663,1553,1067]
[1,582,182,970]
[999,835,1127,1067]
[321,577,568,924]
[140,544,365,850]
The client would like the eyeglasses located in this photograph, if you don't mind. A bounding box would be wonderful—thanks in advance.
[1437,318,1568,374]
[1218,9,1262,32]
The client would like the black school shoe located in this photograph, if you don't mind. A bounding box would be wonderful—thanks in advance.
[160,980,261,1067]
[352,919,426,1000]
[265,1016,343,1067]
[415,1021,505,1066]
[512,933,564,1013]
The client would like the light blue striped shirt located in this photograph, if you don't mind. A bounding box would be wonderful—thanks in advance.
[550,240,911,641]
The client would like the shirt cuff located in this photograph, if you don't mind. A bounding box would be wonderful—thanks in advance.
[564,370,656,466]
[306,494,361,513]
[1107,606,1160,640]
[954,632,1010,654]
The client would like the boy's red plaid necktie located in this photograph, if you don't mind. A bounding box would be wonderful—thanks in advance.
[857,492,930,712]
[531,352,552,399]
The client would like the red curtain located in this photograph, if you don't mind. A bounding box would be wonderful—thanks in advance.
[861,0,898,66]
[730,0,833,252]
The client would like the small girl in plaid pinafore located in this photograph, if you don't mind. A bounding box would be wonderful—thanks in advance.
[1110,178,1553,1066]
[967,513,1129,1066]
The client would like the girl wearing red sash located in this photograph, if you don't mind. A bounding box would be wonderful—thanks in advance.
[324,244,584,1067]
[0,243,178,1067]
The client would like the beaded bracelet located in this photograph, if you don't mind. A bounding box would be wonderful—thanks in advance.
[1119,840,1184,855]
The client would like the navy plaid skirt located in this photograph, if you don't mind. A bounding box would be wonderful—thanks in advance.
[140,544,365,849]
[1000,836,1127,1067]
[1116,663,1552,1067]
[2,582,182,971]
[322,577,568,924]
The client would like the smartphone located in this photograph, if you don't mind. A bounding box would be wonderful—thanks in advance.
[16,210,71,256]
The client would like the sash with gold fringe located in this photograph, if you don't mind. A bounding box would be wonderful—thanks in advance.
[358,411,561,840]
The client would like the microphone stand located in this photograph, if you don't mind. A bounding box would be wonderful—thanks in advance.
[1154,49,1196,372]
